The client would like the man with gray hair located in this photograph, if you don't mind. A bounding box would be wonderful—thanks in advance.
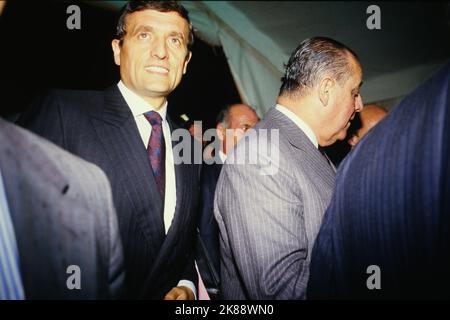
[214,37,363,299]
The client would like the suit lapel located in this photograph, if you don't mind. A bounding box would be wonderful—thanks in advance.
[136,116,199,295]
[90,86,165,250]
[160,117,193,244]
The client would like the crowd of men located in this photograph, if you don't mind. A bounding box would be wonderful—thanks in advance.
[0,1,448,300]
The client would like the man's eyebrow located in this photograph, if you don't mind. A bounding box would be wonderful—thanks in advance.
[168,31,185,40]
[131,25,153,35]
[353,81,363,93]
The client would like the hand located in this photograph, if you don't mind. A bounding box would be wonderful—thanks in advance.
[164,286,195,300]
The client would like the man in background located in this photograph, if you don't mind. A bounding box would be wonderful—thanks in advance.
[196,103,259,298]
[347,104,387,147]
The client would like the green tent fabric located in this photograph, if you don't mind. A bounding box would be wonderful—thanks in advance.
[92,1,450,115]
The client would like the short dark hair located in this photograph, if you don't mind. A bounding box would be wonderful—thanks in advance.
[279,37,359,97]
[115,1,194,50]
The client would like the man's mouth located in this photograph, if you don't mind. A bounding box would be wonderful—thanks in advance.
[145,66,169,74]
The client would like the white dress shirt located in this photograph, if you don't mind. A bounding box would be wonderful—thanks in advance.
[276,104,319,149]
[117,81,196,298]
[276,104,336,172]
[118,81,176,234]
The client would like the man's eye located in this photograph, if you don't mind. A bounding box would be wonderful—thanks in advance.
[138,33,149,39]
[169,37,181,46]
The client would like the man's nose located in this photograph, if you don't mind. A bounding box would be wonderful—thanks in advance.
[151,38,168,60]
[355,94,364,112]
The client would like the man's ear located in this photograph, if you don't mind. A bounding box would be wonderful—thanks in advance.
[183,51,192,75]
[111,39,121,66]
[318,77,334,107]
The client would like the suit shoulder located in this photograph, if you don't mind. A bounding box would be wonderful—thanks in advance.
[1,118,107,180]
[44,88,104,111]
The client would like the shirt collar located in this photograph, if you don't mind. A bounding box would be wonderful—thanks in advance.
[275,104,318,149]
[219,150,227,163]
[117,80,168,120]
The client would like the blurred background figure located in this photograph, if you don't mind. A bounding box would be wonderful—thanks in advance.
[347,104,387,147]
[196,103,259,299]
[324,103,388,166]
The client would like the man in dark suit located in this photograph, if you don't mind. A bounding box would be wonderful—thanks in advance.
[18,1,200,299]
[196,103,259,297]
[308,62,450,299]
[0,118,124,299]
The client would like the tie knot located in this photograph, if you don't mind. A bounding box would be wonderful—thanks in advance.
[144,111,163,126]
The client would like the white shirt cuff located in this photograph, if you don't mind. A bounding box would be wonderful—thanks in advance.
[177,280,197,300]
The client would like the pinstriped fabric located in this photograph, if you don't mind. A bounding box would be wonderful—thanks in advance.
[0,118,124,299]
[16,86,200,298]
[308,62,450,299]
[0,170,24,300]
[214,108,335,299]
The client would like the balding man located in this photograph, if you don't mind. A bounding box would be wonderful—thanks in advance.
[196,103,259,298]
[348,104,387,147]
[214,37,363,299]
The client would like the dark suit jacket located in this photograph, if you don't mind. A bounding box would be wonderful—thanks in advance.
[17,86,200,299]
[308,62,450,299]
[196,161,222,292]
[0,118,124,299]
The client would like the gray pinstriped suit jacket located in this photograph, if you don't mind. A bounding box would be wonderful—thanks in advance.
[214,107,335,299]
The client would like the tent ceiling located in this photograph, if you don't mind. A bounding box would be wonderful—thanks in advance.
[229,1,450,79]
[91,1,450,113]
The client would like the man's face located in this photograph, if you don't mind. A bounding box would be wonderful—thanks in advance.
[218,105,260,153]
[112,9,192,108]
[325,57,363,145]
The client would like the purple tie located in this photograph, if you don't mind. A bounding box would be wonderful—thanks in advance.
[144,111,165,199]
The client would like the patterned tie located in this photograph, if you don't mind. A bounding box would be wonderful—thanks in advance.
[144,111,165,199]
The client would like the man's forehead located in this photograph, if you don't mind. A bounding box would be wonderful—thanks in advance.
[126,9,189,33]
[350,57,363,83]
